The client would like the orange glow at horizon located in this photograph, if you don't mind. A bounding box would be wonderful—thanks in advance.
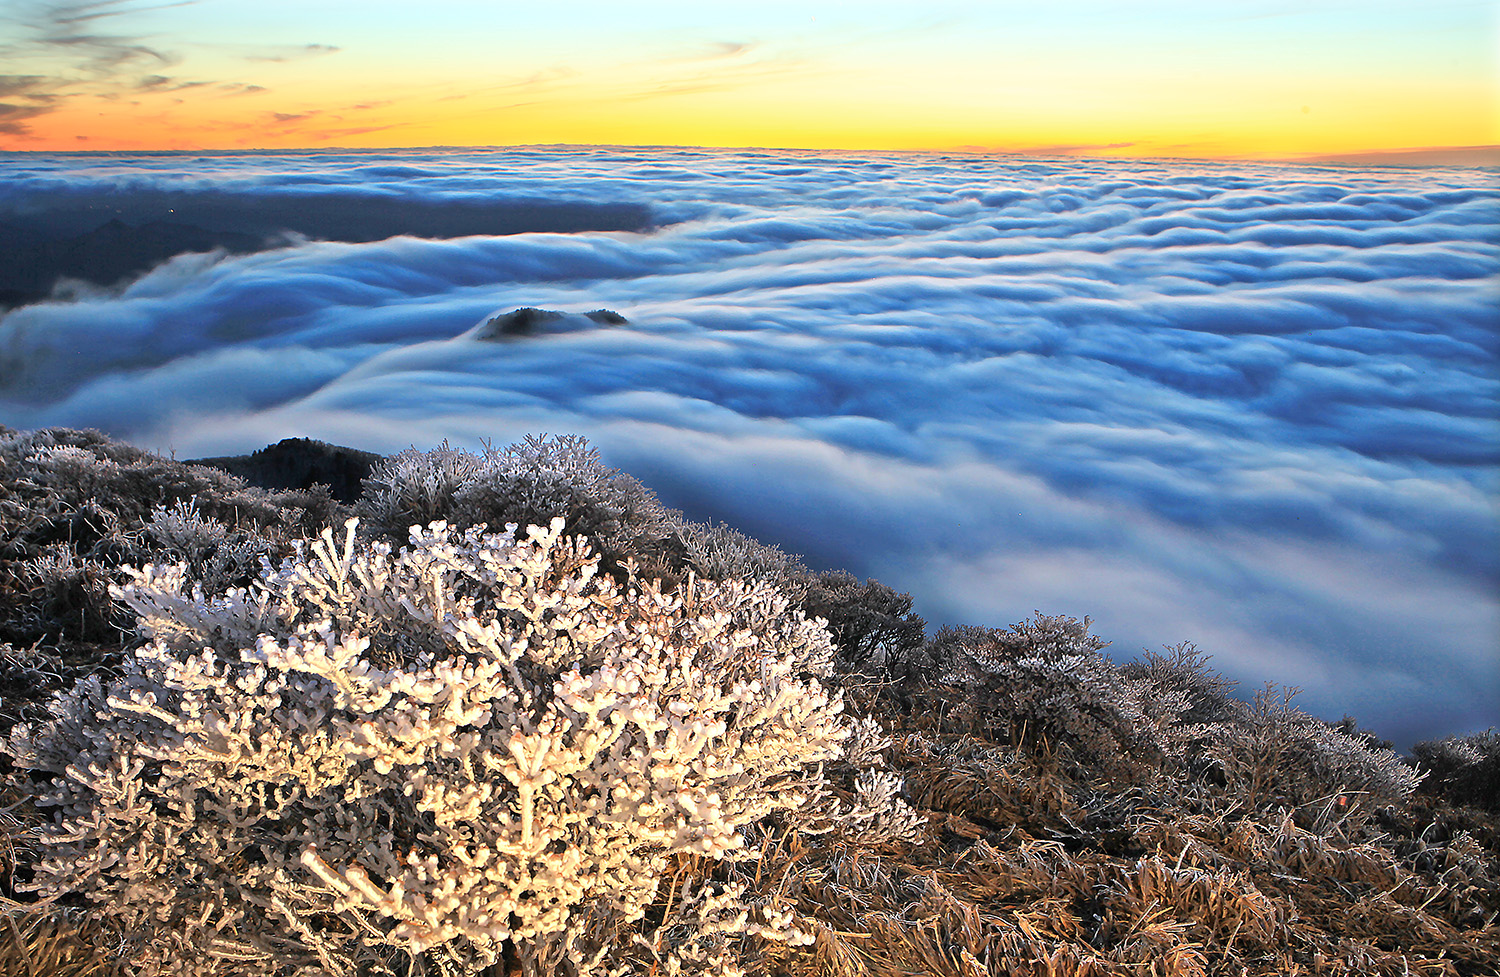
[3,2,1495,162]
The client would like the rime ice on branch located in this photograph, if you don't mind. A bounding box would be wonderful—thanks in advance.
[6,516,917,977]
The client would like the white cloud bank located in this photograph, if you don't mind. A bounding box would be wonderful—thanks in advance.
[1,146,1496,746]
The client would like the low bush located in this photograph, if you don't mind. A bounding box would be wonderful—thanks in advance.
[0,427,335,651]
[358,436,673,585]
[355,437,928,673]
[1184,685,1423,832]
[5,517,859,977]
[895,614,1165,777]
[1413,729,1500,813]
[801,571,925,675]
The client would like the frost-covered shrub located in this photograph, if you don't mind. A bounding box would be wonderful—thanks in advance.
[359,435,833,609]
[355,440,487,532]
[358,436,672,583]
[0,427,331,651]
[898,614,1161,775]
[801,571,925,674]
[1120,651,1420,820]
[356,438,934,672]
[1120,642,1240,727]
[667,514,811,602]
[144,499,273,594]
[1196,685,1422,824]
[1331,715,1395,752]
[811,716,925,847]
[0,426,141,469]
[145,497,230,555]
[17,544,122,644]
[0,427,338,535]
[1413,729,1500,813]
[1115,641,1242,783]
[6,517,853,977]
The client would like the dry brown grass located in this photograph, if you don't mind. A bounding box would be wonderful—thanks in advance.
[0,909,122,977]
[5,676,1497,977]
[687,693,1500,977]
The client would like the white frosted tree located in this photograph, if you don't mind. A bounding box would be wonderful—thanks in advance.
[5,517,857,977]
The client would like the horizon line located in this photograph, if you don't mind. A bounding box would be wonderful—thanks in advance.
[3,142,1498,169]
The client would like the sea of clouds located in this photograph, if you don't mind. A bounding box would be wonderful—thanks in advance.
[1,146,1495,746]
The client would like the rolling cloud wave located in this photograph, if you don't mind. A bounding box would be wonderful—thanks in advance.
[1,146,1495,746]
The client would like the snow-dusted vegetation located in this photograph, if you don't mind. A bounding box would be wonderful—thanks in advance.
[1,428,1496,976]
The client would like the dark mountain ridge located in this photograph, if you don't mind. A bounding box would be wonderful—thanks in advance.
[0,192,653,309]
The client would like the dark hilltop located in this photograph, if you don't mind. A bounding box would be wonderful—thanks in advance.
[0,192,652,310]
[187,436,384,504]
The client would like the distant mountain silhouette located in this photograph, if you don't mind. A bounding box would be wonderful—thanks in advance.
[0,218,264,308]
[0,191,653,310]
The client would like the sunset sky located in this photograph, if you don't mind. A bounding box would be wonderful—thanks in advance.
[1,0,1496,159]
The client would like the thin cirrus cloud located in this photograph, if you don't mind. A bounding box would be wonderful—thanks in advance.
[243,42,341,63]
[0,0,340,142]
[3,0,188,88]
[0,0,174,135]
[0,75,49,97]
[0,147,1495,749]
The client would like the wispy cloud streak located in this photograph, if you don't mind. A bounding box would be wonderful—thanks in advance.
[0,0,322,139]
